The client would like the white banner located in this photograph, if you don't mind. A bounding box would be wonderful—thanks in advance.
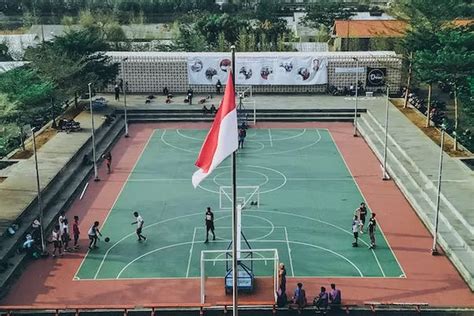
[188,56,327,85]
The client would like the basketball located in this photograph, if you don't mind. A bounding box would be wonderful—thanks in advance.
[104,237,110,243]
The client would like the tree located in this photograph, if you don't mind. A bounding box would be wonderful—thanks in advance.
[255,0,280,22]
[414,50,440,127]
[195,14,249,46]
[302,1,355,29]
[0,68,54,149]
[433,29,474,150]
[217,32,228,52]
[175,24,208,52]
[25,29,119,103]
[390,0,473,107]
[0,42,13,61]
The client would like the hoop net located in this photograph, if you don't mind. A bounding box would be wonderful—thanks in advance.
[219,186,260,210]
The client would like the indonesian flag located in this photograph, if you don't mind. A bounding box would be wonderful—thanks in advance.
[192,73,238,188]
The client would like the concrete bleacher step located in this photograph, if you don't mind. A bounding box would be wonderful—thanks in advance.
[123,108,363,123]
[357,113,473,290]
[0,117,124,298]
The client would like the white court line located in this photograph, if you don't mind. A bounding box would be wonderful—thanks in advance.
[74,129,158,281]
[127,177,353,182]
[371,247,385,277]
[327,132,404,278]
[268,129,273,147]
[186,227,197,278]
[115,238,364,279]
[251,240,364,277]
[284,227,295,277]
[91,210,229,279]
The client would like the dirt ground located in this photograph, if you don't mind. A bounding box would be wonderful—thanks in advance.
[391,99,471,157]
[10,104,84,159]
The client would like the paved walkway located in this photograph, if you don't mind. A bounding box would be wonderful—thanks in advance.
[358,99,473,289]
[0,109,108,233]
[101,93,382,110]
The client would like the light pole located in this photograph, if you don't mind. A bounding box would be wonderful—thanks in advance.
[382,85,391,180]
[88,83,100,182]
[431,124,445,255]
[31,127,46,253]
[121,57,129,138]
[353,57,359,137]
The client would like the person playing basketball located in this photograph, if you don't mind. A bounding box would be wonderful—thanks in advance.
[204,207,215,243]
[131,211,147,242]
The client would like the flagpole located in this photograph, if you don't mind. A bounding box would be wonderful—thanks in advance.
[230,45,238,316]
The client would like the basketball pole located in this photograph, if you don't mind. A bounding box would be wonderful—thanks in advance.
[230,45,239,316]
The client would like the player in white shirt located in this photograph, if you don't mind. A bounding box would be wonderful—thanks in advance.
[131,211,147,241]
[352,215,361,247]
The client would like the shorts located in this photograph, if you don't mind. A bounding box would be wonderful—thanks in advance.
[353,232,359,239]
[53,240,61,248]
[206,223,215,231]
[360,215,366,224]
[136,227,142,235]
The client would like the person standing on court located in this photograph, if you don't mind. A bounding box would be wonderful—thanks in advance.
[368,213,377,249]
[238,127,247,149]
[352,215,360,247]
[88,221,102,249]
[204,207,215,243]
[131,211,147,242]
[72,215,80,250]
[102,152,112,174]
[355,202,368,233]
[278,262,287,294]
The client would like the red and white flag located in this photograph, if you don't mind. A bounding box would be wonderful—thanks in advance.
[192,73,238,188]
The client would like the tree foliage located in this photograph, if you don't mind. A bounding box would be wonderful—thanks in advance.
[302,1,356,28]
[25,29,119,99]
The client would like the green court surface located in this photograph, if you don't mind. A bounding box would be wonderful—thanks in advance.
[75,128,404,280]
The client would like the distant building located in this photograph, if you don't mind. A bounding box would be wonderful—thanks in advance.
[331,19,407,52]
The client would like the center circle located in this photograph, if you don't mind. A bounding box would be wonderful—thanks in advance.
[213,170,269,188]
[198,165,287,195]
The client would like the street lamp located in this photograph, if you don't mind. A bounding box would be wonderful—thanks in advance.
[382,85,391,180]
[353,57,359,137]
[88,83,100,182]
[431,123,446,255]
[121,57,129,138]
[31,127,46,254]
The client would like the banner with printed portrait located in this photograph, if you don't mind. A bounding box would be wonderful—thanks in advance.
[187,56,327,85]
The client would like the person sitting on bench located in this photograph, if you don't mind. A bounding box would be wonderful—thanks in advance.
[210,104,217,114]
[202,105,209,114]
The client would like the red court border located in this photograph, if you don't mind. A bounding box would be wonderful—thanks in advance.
[1,122,472,308]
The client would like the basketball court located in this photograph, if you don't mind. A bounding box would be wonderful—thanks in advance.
[2,122,472,310]
[75,128,403,283]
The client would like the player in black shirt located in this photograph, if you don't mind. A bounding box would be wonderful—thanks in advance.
[204,207,215,243]
[356,202,368,233]
[368,213,377,249]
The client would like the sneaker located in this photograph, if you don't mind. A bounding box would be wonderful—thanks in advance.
[204,240,209,244]
[52,254,56,258]
[213,236,216,241]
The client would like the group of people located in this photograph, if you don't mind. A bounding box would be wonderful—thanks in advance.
[352,202,377,249]
[48,210,148,256]
[277,263,341,314]
[50,212,81,257]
